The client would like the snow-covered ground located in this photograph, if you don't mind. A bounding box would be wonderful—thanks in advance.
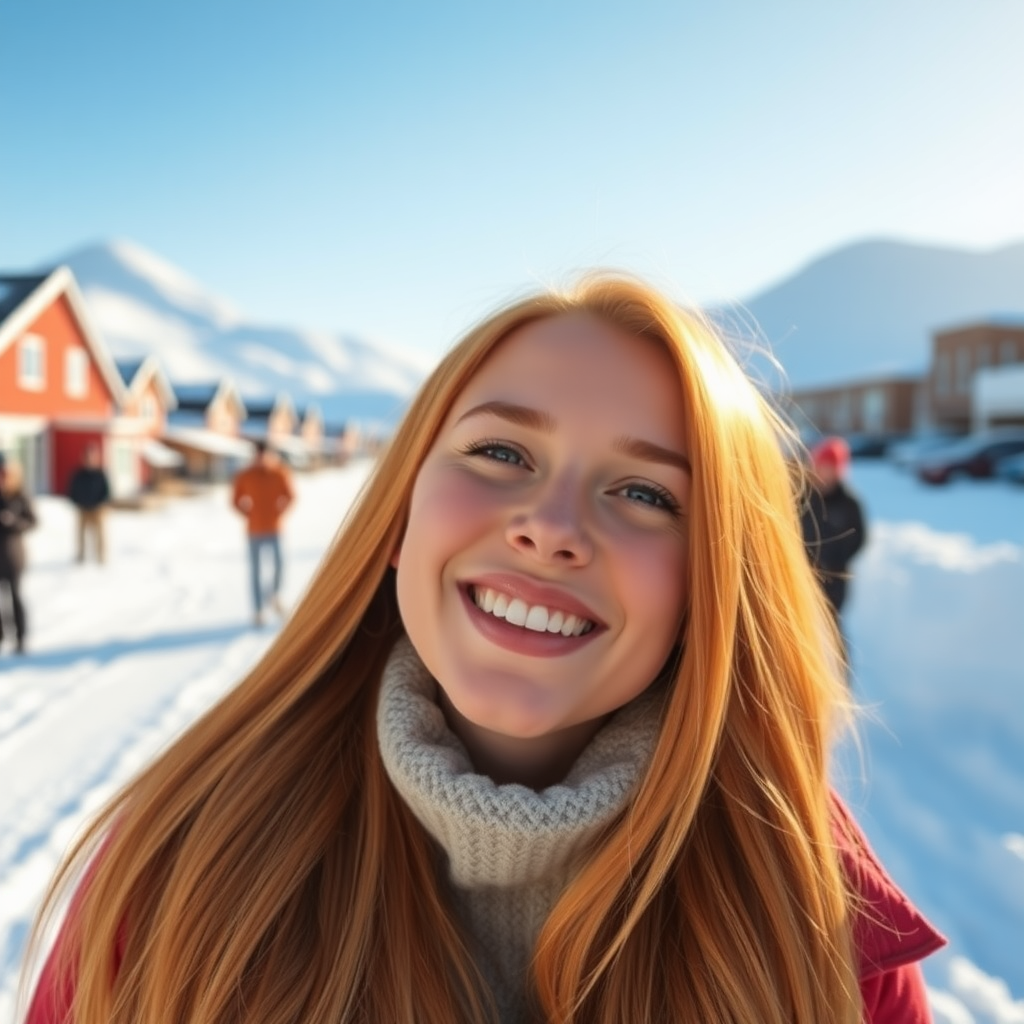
[1,460,1022,1023]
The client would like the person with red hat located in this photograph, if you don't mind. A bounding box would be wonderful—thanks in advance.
[801,436,867,656]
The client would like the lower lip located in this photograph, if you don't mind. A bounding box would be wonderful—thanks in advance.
[459,587,601,658]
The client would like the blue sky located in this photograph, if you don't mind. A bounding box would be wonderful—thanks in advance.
[2,0,1022,361]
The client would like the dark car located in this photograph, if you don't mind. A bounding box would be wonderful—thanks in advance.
[916,431,1024,484]
[994,450,1024,485]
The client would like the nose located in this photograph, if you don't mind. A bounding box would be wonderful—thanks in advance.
[505,476,593,565]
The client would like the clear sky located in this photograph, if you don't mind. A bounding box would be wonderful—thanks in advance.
[2,0,1022,362]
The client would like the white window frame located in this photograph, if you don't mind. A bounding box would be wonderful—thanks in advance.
[65,347,89,398]
[142,394,157,421]
[17,334,46,391]
[862,387,886,433]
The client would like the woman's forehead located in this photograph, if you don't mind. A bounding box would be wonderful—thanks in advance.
[446,312,687,442]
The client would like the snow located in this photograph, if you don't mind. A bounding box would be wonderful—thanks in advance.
[82,286,226,380]
[108,239,244,328]
[1,460,1022,1023]
[58,241,431,428]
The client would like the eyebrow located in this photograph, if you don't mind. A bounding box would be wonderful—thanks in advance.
[456,400,691,474]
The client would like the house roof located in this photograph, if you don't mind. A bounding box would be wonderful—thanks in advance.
[244,391,295,422]
[172,378,247,419]
[116,355,178,410]
[0,266,127,406]
[299,402,322,425]
[163,425,254,459]
[935,315,1024,336]
[0,275,47,323]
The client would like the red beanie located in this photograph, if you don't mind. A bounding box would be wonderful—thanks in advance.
[810,436,850,473]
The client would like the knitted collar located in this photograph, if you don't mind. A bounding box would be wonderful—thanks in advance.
[377,636,662,890]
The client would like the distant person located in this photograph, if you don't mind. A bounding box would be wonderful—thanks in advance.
[232,440,295,626]
[801,436,867,654]
[0,455,37,655]
[67,443,111,564]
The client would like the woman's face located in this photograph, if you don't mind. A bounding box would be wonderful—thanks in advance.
[394,312,691,776]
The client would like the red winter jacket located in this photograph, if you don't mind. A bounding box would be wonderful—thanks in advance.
[831,794,946,1022]
[25,795,945,1023]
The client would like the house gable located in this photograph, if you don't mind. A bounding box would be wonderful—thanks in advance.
[0,267,126,419]
[118,355,177,429]
[171,378,246,435]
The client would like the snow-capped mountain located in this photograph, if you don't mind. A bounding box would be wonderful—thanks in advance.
[725,238,1024,391]
[54,240,435,428]
[49,236,1024,421]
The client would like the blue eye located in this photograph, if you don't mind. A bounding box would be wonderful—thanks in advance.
[460,440,527,466]
[621,482,681,515]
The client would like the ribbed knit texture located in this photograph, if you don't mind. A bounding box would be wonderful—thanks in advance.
[377,636,661,1024]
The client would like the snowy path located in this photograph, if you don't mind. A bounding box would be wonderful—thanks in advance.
[2,460,1022,1024]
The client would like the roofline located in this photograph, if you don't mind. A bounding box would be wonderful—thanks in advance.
[125,353,178,410]
[272,391,296,416]
[934,318,1024,337]
[786,372,925,397]
[0,266,127,406]
[212,377,248,419]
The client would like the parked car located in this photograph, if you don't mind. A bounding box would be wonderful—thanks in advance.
[887,431,960,471]
[845,433,900,459]
[994,450,1024,485]
[916,430,1024,484]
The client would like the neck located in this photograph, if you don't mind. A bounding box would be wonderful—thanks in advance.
[437,688,608,789]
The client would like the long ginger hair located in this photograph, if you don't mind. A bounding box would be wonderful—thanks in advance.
[24,274,859,1024]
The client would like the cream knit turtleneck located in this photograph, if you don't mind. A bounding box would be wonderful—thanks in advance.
[376,636,661,1024]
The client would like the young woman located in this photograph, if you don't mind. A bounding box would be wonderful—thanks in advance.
[23,274,943,1024]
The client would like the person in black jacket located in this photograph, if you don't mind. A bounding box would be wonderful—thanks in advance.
[0,455,38,654]
[67,443,111,563]
[800,437,867,666]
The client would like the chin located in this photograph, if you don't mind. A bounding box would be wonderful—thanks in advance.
[457,701,563,740]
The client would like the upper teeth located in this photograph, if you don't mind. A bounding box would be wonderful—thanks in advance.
[471,587,594,636]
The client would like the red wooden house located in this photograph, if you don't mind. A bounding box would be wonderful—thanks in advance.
[0,266,126,495]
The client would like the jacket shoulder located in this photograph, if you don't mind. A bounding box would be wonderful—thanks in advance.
[830,793,946,979]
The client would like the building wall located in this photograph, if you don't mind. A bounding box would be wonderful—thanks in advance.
[788,378,920,436]
[206,396,242,435]
[0,295,114,419]
[122,378,166,433]
[973,363,1024,429]
[52,428,104,498]
[929,323,1024,430]
[268,406,296,439]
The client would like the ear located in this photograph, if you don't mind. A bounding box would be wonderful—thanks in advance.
[390,539,402,569]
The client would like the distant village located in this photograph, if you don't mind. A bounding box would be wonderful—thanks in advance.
[784,317,1024,450]
[2,263,1024,503]
[0,266,369,503]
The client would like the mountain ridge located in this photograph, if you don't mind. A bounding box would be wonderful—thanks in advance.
[43,236,1024,421]
[728,237,1024,391]
[51,240,433,428]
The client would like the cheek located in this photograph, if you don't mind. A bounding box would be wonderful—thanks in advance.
[619,534,690,638]
[400,470,499,573]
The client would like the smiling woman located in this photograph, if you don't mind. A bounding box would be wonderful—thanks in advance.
[393,313,690,786]
[21,274,944,1024]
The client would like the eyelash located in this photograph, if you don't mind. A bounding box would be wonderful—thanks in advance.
[459,440,682,518]
[458,439,528,465]
[620,482,682,517]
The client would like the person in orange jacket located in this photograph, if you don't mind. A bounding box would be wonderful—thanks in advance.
[231,440,294,626]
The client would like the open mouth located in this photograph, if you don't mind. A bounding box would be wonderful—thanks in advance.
[468,584,596,637]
